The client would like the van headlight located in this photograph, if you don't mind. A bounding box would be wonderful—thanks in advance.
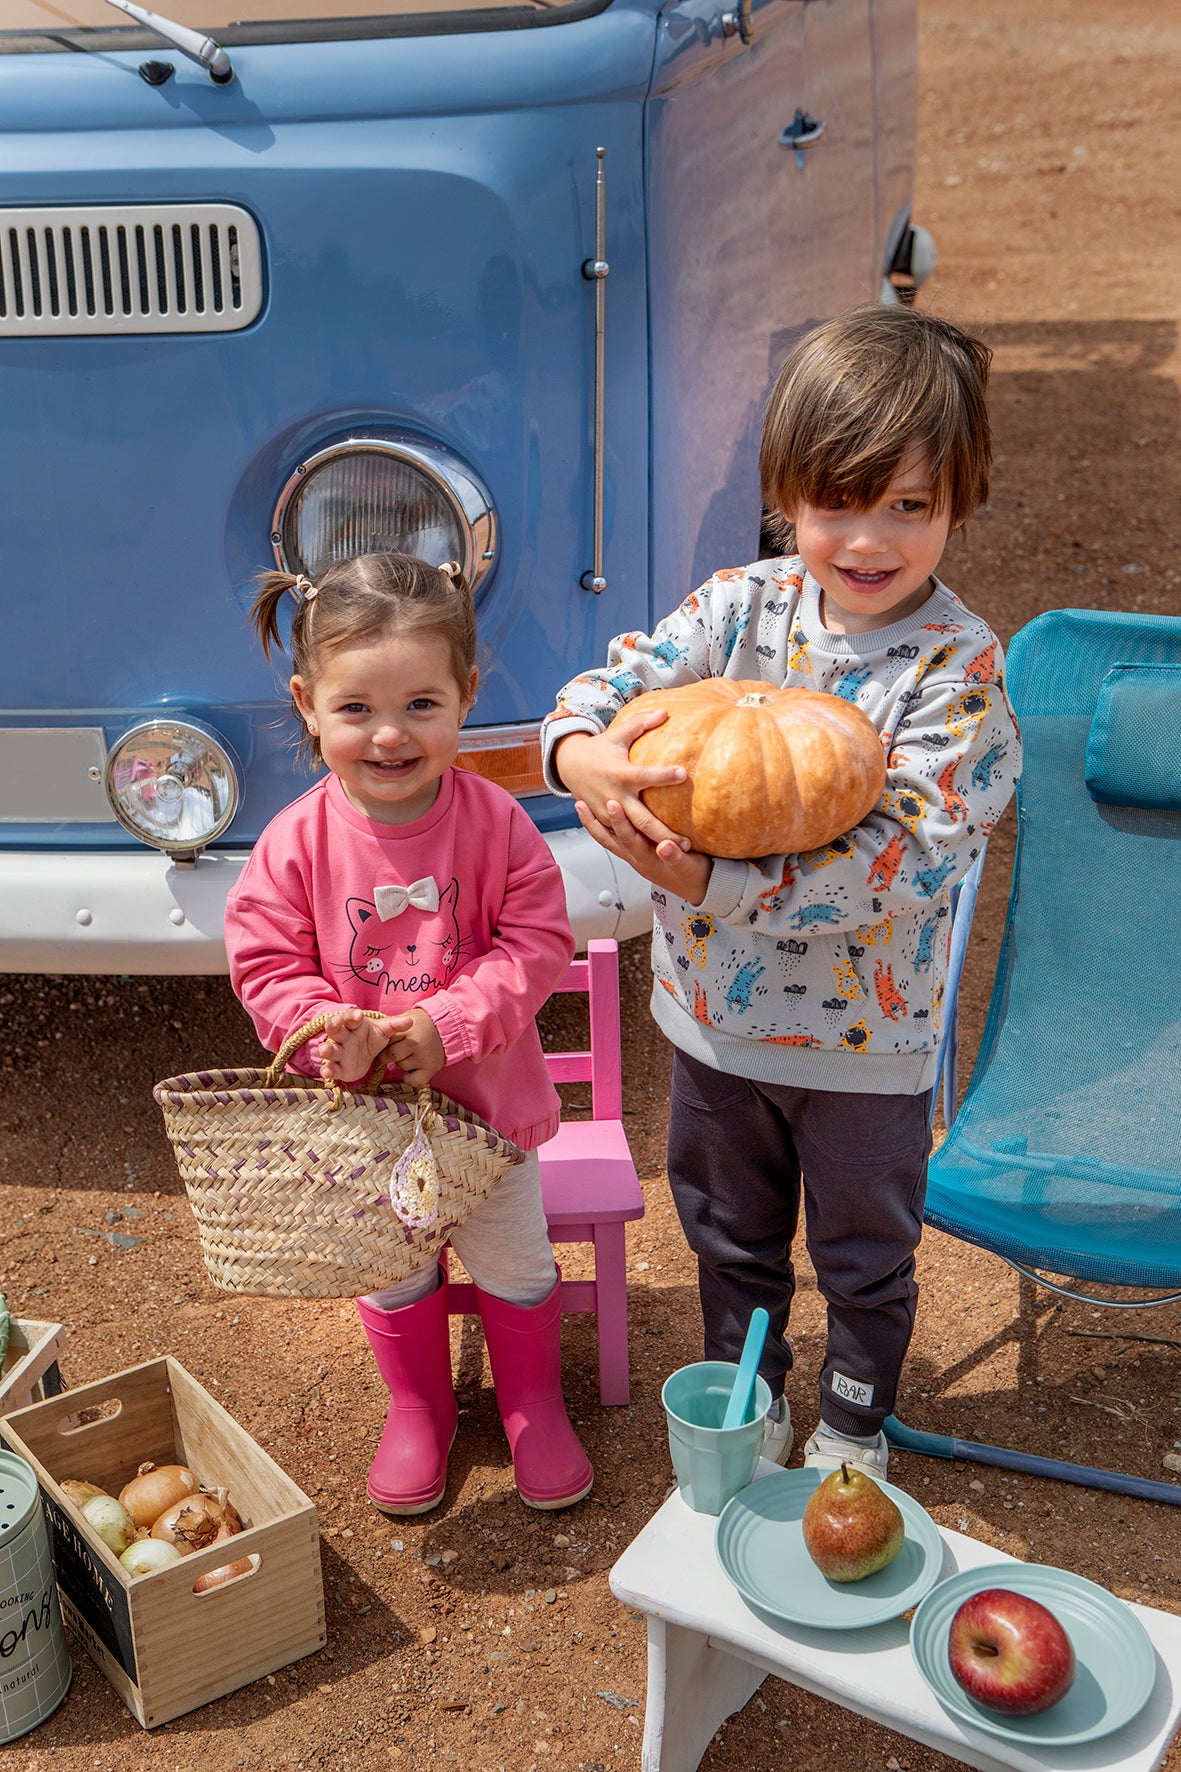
[104,718,241,856]
[271,436,497,595]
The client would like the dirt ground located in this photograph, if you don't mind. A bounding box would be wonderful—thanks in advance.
[4,2,1181,1767]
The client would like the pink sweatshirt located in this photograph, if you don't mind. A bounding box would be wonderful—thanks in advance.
[224,768,574,1150]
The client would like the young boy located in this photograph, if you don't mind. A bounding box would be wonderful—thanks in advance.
[541,305,1021,1477]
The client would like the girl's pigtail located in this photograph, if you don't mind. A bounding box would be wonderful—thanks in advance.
[250,570,302,661]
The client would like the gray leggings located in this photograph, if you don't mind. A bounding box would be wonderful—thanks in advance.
[363,1150,557,1312]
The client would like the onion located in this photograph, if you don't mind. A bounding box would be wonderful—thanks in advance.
[192,1522,256,1594]
[119,1461,200,1529]
[60,1478,107,1509]
[81,1493,138,1556]
[150,1488,241,1555]
[120,1538,183,1578]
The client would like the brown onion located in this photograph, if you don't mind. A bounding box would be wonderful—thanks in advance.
[119,1461,200,1529]
[192,1522,255,1593]
[60,1478,107,1509]
[150,1488,241,1555]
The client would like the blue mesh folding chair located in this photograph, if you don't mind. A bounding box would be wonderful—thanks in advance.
[886,608,1181,1503]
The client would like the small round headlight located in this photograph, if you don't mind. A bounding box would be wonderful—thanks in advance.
[272,436,497,595]
[104,719,240,855]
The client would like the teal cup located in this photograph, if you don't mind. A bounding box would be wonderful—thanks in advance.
[661,1361,772,1515]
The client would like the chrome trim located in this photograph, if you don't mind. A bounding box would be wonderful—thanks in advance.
[721,0,753,43]
[102,716,241,857]
[0,204,262,337]
[580,147,609,595]
[271,434,498,598]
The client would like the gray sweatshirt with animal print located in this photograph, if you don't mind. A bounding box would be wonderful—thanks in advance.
[542,558,1021,1095]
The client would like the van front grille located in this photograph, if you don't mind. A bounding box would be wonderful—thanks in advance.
[0,203,263,336]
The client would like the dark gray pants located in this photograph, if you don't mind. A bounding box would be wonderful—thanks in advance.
[667,1049,932,1437]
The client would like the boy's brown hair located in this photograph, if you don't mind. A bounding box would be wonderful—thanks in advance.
[759,305,992,547]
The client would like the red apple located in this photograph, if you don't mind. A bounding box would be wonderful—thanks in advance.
[947,1587,1076,1716]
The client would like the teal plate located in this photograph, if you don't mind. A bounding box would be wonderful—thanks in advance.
[715,1467,945,1630]
[910,1562,1157,1746]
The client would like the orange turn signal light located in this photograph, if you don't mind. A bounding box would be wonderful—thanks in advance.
[456,723,546,799]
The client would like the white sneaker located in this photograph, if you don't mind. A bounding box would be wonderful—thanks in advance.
[762,1396,794,1465]
[803,1428,889,1480]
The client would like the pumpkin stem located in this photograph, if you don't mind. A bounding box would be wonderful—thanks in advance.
[736,693,768,707]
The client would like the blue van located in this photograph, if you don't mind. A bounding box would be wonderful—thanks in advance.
[0,0,931,971]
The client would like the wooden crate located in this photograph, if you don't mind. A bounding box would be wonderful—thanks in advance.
[0,1356,326,1727]
[0,1317,67,1415]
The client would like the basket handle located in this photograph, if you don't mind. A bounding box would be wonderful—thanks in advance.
[263,1010,400,1112]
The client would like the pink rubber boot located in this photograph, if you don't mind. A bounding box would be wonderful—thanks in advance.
[356,1283,458,1514]
[475,1277,594,1509]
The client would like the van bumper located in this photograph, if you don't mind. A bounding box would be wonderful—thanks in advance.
[0,829,654,974]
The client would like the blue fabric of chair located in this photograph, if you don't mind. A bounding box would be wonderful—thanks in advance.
[924,608,1181,1290]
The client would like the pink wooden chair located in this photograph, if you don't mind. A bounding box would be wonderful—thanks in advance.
[446,938,645,1404]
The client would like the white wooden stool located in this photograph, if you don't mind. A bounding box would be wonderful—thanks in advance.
[609,1459,1181,1772]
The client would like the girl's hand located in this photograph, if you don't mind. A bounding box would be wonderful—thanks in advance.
[554,710,691,851]
[318,1006,393,1083]
[372,1009,447,1089]
[575,797,713,906]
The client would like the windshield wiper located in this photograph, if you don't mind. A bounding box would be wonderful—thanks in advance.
[101,0,233,82]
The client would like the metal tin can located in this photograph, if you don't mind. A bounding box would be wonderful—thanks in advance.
[0,1449,72,1742]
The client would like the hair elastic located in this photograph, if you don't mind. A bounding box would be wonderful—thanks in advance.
[290,573,321,603]
[438,561,461,581]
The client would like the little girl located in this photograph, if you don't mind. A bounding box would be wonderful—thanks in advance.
[225,551,592,1515]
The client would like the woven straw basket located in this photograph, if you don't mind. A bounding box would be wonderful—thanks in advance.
[153,1012,525,1299]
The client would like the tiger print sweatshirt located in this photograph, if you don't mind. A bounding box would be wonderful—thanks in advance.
[542,557,1021,1095]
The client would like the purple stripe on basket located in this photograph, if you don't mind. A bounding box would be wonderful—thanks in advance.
[350,1167,367,1181]
[257,1140,271,1153]
[373,1152,390,1165]
[213,1092,233,1106]
[281,1142,296,1159]
[196,1071,217,1086]
[306,1148,320,1163]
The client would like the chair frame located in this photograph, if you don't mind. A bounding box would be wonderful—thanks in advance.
[445,938,645,1403]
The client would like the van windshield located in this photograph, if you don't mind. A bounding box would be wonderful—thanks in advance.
[1,0,595,39]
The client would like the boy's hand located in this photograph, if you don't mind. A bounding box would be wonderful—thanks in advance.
[575,797,713,906]
[319,1006,447,1089]
[554,710,691,851]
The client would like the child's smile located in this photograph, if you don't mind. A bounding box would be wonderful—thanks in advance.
[789,449,955,636]
[291,631,478,823]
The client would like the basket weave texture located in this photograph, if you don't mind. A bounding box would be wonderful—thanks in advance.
[153,1015,525,1299]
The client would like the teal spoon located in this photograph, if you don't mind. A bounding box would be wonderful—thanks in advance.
[722,1307,769,1429]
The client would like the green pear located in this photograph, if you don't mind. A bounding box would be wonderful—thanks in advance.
[801,1462,905,1582]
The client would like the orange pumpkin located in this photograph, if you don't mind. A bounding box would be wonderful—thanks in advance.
[627,679,887,858]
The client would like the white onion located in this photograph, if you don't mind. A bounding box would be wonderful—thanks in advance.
[81,1493,138,1555]
[120,1538,183,1578]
